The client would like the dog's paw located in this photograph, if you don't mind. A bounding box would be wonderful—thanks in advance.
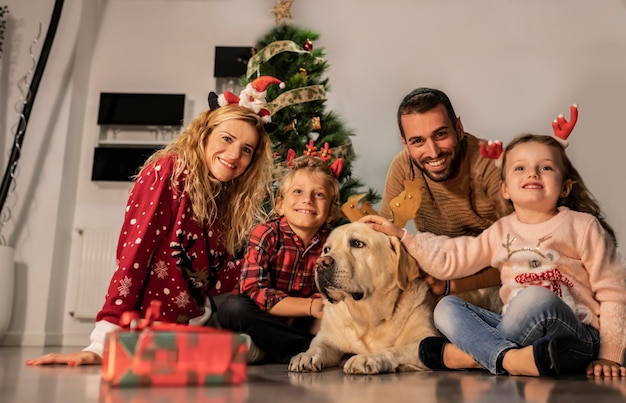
[342,353,395,375]
[289,352,324,372]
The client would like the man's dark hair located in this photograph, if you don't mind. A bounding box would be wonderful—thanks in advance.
[397,88,458,138]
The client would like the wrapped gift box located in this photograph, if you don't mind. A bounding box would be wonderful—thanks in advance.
[101,302,247,387]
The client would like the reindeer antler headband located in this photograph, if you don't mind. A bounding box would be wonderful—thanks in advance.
[286,148,343,179]
[480,104,578,166]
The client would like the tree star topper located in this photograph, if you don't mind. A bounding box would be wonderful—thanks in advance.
[271,0,294,25]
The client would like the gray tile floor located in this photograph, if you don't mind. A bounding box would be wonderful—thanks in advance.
[2,346,626,403]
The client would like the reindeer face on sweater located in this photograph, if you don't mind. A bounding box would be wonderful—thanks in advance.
[501,232,591,324]
[509,248,559,277]
[171,229,209,289]
[182,266,209,289]
[504,233,564,288]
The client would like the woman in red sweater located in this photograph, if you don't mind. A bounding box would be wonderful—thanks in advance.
[27,100,274,366]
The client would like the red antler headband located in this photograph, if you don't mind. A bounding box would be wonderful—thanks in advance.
[480,104,578,166]
[286,148,343,179]
[552,104,578,147]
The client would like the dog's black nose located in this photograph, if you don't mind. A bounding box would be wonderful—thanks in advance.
[315,255,337,304]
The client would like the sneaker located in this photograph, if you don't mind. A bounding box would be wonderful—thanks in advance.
[241,333,266,364]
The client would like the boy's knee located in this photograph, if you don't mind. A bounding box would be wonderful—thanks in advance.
[216,294,253,326]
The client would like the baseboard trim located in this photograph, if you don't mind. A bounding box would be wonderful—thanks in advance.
[1,332,89,347]
[1,333,46,346]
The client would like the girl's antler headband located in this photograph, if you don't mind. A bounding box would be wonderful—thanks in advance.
[551,104,578,147]
[480,104,578,166]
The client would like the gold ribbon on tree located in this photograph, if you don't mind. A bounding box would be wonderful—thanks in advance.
[266,85,326,115]
[247,40,312,80]
[246,39,327,115]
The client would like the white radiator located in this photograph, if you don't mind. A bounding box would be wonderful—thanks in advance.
[70,228,119,321]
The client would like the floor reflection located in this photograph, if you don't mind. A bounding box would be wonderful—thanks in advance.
[3,347,626,403]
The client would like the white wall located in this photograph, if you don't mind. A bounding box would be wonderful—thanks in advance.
[1,0,625,345]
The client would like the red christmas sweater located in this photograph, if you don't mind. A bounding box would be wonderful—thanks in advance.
[96,155,241,325]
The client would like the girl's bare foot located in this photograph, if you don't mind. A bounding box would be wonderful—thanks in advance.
[502,346,540,376]
[443,343,481,369]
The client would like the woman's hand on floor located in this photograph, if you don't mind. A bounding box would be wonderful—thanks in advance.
[25,351,102,366]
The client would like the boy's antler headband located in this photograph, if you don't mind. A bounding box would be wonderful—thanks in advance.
[480,104,578,166]
[208,75,285,133]
[286,148,344,179]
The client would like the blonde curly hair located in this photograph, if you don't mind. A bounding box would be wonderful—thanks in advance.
[273,155,341,223]
[140,104,273,254]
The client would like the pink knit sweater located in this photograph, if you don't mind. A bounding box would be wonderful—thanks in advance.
[403,207,626,364]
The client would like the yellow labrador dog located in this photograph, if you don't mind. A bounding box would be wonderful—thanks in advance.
[289,222,439,375]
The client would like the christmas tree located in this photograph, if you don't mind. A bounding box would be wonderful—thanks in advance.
[243,24,379,224]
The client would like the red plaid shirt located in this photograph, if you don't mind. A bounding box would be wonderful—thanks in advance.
[238,216,329,311]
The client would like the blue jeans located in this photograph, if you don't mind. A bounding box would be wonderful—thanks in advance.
[434,286,600,375]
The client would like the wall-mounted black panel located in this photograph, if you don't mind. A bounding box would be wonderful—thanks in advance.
[214,46,252,77]
[97,93,185,126]
[92,147,162,182]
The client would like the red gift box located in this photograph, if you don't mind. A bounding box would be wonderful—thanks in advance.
[101,301,247,387]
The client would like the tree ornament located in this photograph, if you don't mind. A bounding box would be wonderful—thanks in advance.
[285,118,298,133]
[298,67,308,81]
[311,116,321,131]
[270,0,294,25]
[304,39,313,52]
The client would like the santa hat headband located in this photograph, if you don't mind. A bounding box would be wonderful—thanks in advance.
[480,104,578,167]
[249,76,284,93]
[207,75,285,133]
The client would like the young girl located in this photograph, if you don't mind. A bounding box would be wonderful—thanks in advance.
[362,134,626,378]
[217,155,341,364]
[26,102,274,366]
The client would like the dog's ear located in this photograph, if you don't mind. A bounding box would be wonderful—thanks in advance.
[390,235,421,290]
